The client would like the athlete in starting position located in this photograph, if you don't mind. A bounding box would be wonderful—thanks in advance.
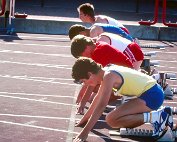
[77,3,130,34]
[72,57,173,142]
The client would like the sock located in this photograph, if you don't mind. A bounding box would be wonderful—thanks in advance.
[149,107,166,123]
[143,107,164,123]
[149,111,159,123]
[143,112,150,123]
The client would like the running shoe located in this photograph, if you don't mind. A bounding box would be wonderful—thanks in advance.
[152,107,169,137]
[164,106,173,131]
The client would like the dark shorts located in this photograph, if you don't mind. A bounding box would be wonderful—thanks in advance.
[139,84,164,110]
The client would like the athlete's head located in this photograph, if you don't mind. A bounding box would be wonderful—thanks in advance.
[77,3,95,22]
[72,57,102,84]
[69,24,87,40]
[71,35,94,58]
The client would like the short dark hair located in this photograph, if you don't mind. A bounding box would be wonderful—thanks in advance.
[77,3,95,18]
[72,57,102,82]
[68,24,86,40]
[71,35,94,58]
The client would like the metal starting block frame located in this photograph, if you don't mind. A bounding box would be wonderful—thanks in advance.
[144,51,157,57]
[110,127,177,140]
[158,72,177,96]
[150,60,159,66]
[110,106,177,140]
[140,43,166,49]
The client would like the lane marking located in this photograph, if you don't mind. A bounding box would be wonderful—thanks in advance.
[25,121,37,125]
[0,94,77,106]
[0,114,79,121]
[66,85,80,142]
[0,120,112,140]
[0,34,69,40]
[0,114,106,123]
[0,60,72,69]
[0,75,73,81]
[0,113,174,124]
[0,92,176,110]
[0,74,76,86]
[0,41,69,48]
[0,92,75,99]
[0,49,73,58]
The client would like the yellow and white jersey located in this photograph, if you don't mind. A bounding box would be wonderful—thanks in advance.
[103,65,156,97]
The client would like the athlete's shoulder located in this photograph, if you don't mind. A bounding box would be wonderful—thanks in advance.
[95,15,108,23]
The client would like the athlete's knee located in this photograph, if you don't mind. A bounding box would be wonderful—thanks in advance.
[105,113,121,128]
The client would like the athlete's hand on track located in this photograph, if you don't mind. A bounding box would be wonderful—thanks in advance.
[73,131,88,142]
[76,105,85,115]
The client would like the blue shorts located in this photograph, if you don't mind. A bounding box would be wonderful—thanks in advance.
[139,84,164,110]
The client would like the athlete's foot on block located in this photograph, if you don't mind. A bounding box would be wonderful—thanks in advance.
[163,84,174,100]
[152,107,169,137]
[164,107,173,130]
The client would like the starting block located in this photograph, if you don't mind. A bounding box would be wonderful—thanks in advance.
[150,60,160,66]
[144,51,157,57]
[109,127,177,142]
[109,127,176,141]
[109,106,177,141]
[171,88,177,94]
[140,58,151,74]
[166,73,177,80]
[140,43,166,49]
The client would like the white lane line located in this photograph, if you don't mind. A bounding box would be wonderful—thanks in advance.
[0,49,73,58]
[0,74,76,86]
[66,85,81,142]
[0,60,72,69]
[0,34,69,40]
[0,94,77,106]
[0,121,111,140]
[0,114,105,123]
[0,41,69,48]
[0,120,75,133]
[25,121,37,125]
[0,91,76,99]
[0,114,79,121]
[0,75,73,81]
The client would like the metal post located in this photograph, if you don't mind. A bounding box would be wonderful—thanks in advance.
[162,0,177,27]
[138,0,159,26]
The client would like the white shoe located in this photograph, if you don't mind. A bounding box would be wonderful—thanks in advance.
[157,126,175,142]
[152,107,169,137]
[164,107,173,131]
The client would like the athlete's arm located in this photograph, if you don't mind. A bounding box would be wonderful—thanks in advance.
[97,35,111,44]
[76,84,88,104]
[77,85,95,114]
[74,72,122,142]
[90,26,104,38]
[95,16,108,24]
